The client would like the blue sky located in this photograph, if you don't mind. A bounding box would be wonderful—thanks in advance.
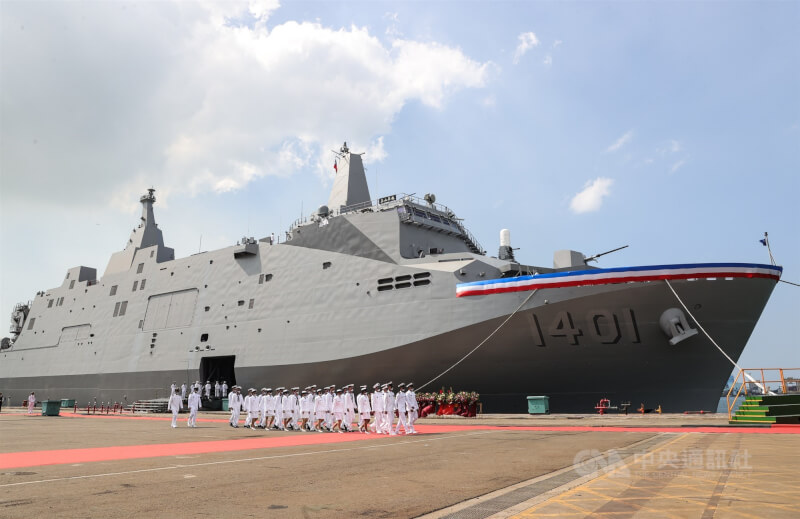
[1,1,797,370]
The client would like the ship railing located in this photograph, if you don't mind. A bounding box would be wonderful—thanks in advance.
[726,368,800,419]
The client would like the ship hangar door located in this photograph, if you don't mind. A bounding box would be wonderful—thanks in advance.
[200,356,236,387]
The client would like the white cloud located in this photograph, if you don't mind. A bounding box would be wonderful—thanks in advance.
[670,160,686,174]
[606,131,634,153]
[481,95,497,108]
[553,40,563,48]
[543,55,553,66]
[513,32,539,64]
[657,139,682,155]
[570,177,614,214]
[0,2,491,210]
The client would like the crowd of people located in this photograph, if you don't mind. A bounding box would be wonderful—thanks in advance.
[167,381,420,435]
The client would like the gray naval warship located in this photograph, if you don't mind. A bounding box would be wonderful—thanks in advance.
[1,143,783,412]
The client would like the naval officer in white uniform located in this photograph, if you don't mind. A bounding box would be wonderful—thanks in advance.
[187,386,202,427]
[228,386,242,428]
[168,388,183,428]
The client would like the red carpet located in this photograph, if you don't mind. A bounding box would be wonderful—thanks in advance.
[0,431,377,470]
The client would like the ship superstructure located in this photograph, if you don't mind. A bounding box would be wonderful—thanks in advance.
[1,143,782,412]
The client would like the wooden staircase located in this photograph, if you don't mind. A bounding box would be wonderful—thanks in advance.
[729,394,800,425]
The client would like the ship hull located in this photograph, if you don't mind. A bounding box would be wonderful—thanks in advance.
[2,275,777,413]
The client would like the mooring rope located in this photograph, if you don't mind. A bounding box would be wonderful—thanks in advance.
[664,279,772,395]
[416,289,539,391]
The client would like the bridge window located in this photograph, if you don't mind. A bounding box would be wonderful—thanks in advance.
[69,280,76,289]
[27,318,36,330]
[132,280,139,292]
[136,263,144,274]
[110,285,118,296]
[140,279,146,290]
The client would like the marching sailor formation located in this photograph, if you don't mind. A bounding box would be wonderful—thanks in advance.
[170,380,420,434]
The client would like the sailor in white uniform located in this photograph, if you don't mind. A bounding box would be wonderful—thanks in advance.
[313,389,326,432]
[343,384,356,431]
[371,383,385,433]
[244,388,256,428]
[357,386,372,433]
[27,392,37,414]
[393,383,411,435]
[168,388,183,428]
[264,388,276,429]
[187,386,202,427]
[214,381,221,398]
[331,389,345,432]
[170,382,177,396]
[204,381,212,399]
[221,381,229,398]
[228,386,242,428]
[383,382,396,434]
[274,388,285,430]
[287,387,300,430]
[406,383,419,434]
[257,388,268,428]
[299,390,310,431]
[324,386,336,430]
[180,382,187,400]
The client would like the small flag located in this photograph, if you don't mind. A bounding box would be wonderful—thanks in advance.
[759,238,767,246]
[333,160,338,173]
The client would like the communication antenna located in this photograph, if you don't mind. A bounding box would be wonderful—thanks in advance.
[198,235,202,253]
[584,245,629,263]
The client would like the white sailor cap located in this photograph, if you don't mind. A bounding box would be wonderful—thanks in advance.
[261,387,268,392]
[265,387,272,392]
[360,385,368,391]
[373,383,381,389]
[292,387,299,391]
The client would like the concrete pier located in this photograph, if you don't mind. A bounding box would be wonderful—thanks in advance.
[1,409,797,518]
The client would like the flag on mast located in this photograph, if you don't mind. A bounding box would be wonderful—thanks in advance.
[333,160,338,173]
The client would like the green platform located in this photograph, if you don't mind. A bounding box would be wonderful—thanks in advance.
[729,394,800,425]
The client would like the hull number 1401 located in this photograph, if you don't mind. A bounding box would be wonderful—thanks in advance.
[527,309,641,346]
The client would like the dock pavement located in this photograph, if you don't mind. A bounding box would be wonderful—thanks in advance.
[1,408,798,518]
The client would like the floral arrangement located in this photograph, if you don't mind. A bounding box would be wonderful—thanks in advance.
[416,388,480,417]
